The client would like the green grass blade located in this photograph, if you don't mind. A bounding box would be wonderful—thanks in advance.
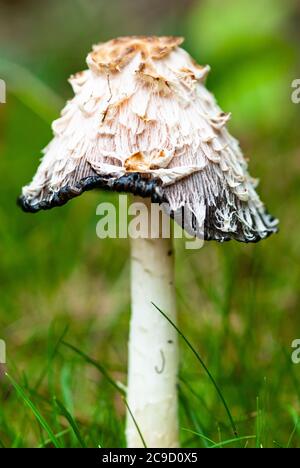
[273,440,284,448]
[60,363,74,415]
[209,435,256,448]
[182,427,216,446]
[38,428,71,448]
[287,421,298,449]
[179,389,209,448]
[179,375,210,413]
[6,373,61,448]
[183,428,255,448]
[61,341,125,396]
[152,303,238,438]
[123,398,147,449]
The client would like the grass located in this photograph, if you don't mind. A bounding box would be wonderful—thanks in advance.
[1,257,300,449]
[152,303,238,439]
[3,324,255,448]
[0,0,300,449]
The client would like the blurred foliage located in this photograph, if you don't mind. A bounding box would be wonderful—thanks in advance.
[185,0,299,134]
[0,0,300,448]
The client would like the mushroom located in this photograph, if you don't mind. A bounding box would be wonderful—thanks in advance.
[18,36,278,448]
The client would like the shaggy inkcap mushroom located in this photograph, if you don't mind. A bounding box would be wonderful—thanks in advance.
[19,36,278,242]
[18,36,279,449]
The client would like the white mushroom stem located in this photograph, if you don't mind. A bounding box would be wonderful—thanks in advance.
[126,200,179,448]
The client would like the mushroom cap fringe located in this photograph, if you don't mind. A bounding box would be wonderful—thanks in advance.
[19,36,278,243]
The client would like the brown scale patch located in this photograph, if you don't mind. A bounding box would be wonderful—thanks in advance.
[136,61,170,91]
[89,36,184,72]
[124,152,150,172]
[124,150,167,172]
[180,67,197,78]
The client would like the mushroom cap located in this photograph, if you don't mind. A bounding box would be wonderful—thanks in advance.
[18,36,278,242]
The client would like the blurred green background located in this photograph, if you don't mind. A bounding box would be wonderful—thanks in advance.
[0,0,300,448]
